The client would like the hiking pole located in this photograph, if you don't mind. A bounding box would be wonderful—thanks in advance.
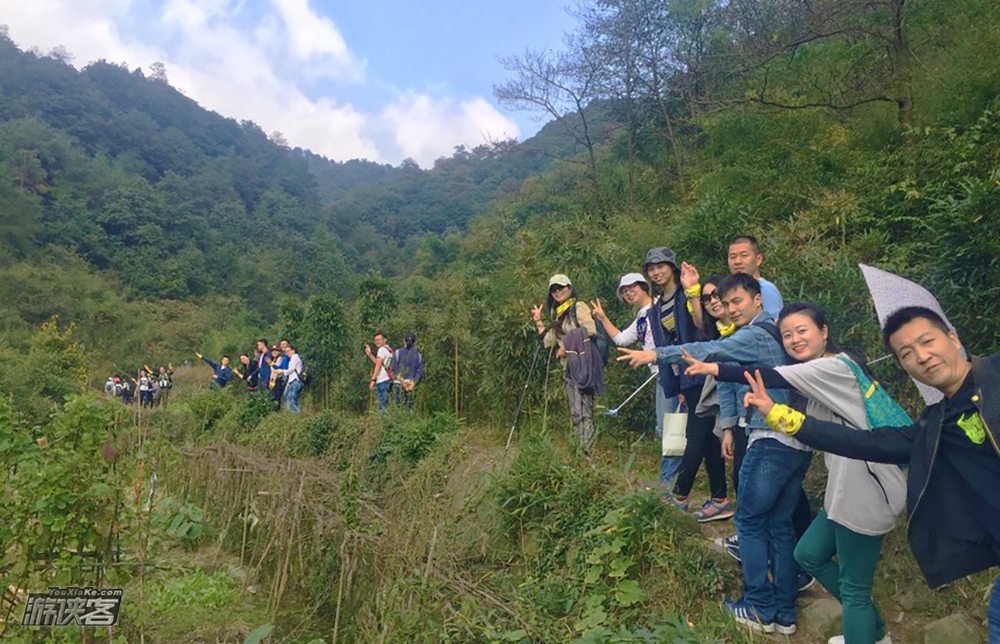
[506,342,544,450]
[604,372,658,417]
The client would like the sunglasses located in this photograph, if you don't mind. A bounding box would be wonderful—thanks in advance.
[700,291,721,304]
[550,284,570,293]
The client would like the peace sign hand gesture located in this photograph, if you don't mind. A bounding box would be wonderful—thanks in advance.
[590,298,606,320]
[743,370,775,419]
[531,304,544,323]
[680,348,718,377]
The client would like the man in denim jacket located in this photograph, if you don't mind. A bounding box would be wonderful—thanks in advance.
[619,273,809,634]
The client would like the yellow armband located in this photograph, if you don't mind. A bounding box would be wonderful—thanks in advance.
[684,284,702,299]
[686,300,695,315]
[765,404,805,435]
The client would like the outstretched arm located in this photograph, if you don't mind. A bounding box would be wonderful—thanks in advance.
[743,370,915,464]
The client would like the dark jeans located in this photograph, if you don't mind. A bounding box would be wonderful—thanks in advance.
[376,380,392,413]
[737,438,813,625]
[673,387,727,500]
[732,425,749,493]
[283,379,303,413]
[734,426,813,540]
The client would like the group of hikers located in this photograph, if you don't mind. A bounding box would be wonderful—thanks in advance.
[104,365,174,408]
[364,331,425,414]
[532,235,1000,644]
[194,331,426,416]
[196,339,307,412]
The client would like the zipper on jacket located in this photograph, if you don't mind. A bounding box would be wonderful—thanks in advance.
[865,463,891,505]
[908,409,943,532]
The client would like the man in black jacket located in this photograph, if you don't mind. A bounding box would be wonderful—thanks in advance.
[744,306,1000,642]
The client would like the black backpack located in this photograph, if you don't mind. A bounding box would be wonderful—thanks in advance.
[299,363,313,387]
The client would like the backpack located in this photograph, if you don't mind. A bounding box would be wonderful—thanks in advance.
[836,356,912,428]
[299,362,312,387]
[382,347,395,380]
[568,302,611,365]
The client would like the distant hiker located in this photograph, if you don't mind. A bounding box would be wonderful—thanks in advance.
[394,332,425,411]
[618,274,805,634]
[233,353,256,389]
[138,370,154,407]
[684,303,907,644]
[532,274,600,452]
[197,352,232,389]
[275,345,304,413]
[269,346,285,405]
[104,376,116,396]
[727,234,783,316]
[744,305,1000,643]
[365,332,394,414]
[155,365,174,408]
[255,339,271,392]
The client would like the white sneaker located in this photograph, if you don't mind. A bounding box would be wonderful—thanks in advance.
[828,635,892,644]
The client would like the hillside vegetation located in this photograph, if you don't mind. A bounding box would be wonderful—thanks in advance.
[2,0,1000,640]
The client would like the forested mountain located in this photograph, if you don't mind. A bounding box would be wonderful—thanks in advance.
[3,0,1000,422]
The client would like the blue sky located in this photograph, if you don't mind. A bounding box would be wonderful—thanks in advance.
[1,0,578,165]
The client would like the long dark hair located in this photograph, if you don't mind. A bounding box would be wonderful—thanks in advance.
[778,302,875,380]
[546,286,579,319]
[700,275,724,339]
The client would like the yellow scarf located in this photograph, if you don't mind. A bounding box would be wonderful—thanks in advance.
[717,320,737,337]
[555,298,577,318]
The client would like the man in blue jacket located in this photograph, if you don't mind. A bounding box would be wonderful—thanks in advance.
[197,352,232,388]
[394,332,425,411]
[620,273,806,635]
[746,305,1000,643]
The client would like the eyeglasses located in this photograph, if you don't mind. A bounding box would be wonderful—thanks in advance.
[700,291,721,304]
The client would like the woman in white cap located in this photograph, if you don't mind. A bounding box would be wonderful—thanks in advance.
[591,272,657,415]
[532,274,599,451]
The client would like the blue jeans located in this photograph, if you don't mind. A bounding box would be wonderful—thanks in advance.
[737,438,812,624]
[376,380,392,414]
[656,385,682,489]
[990,575,1000,644]
[282,379,303,413]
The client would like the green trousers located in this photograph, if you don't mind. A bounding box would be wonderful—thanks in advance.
[794,510,887,644]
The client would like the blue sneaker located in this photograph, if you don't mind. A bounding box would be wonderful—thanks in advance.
[667,495,689,512]
[723,597,774,633]
[798,572,815,593]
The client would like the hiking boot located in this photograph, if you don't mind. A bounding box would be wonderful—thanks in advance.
[797,572,816,593]
[694,498,735,523]
[667,495,689,512]
[723,597,774,634]
[829,635,892,644]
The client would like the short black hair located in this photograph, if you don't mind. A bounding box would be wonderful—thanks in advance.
[221,355,229,360]
[883,306,951,351]
[257,338,269,346]
[728,235,761,254]
[374,331,386,339]
[718,273,761,299]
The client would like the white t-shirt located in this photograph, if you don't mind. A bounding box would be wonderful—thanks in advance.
[375,346,393,384]
[612,305,659,375]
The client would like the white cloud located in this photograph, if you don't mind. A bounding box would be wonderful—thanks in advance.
[381,93,519,167]
[0,0,516,165]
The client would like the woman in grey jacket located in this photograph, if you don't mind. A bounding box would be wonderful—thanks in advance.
[683,303,905,644]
